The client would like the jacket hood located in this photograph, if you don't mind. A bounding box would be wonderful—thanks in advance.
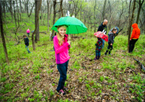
[132,23,138,28]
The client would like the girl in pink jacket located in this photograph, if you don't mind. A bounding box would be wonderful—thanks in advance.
[26,29,30,37]
[53,25,70,95]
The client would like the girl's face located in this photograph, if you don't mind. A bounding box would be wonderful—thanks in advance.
[58,26,67,37]
[113,30,117,34]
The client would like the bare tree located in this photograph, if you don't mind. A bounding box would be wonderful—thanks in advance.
[27,3,35,17]
[0,1,9,63]
[74,0,82,17]
[2,1,6,19]
[13,0,21,44]
[47,0,50,32]
[8,0,13,20]
[102,0,107,20]
[35,0,41,42]
[32,0,42,50]
[94,0,97,32]
[50,0,57,41]
[128,0,136,51]
[139,7,145,33]
[117,0,125,28]
[24,0,29,13]
[108,0,112,30]
[19,0,22,13]
[136,0,144,23]
[53,0,57,25]
[60,0,63,17]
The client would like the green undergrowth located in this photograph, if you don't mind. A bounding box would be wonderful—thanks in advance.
[0,13,145,102]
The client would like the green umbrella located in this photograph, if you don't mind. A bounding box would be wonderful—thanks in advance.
[51,16,87,34]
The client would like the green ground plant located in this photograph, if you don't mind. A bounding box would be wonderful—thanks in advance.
[0,13,145,102]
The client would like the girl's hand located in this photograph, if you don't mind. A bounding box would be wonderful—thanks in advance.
[68,41,71,45]
[110,43,112,45]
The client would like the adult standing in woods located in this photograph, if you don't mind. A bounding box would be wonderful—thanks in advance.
[98,19,108,33]
[97,19,108,48]
[129,23,140,53]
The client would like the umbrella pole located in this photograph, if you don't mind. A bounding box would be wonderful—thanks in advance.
[68,34,71,41]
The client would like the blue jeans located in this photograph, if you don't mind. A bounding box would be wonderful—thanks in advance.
[102,39,105,48]
[57,60,69,92]
[25,45,31,53]
[96,50,101,59]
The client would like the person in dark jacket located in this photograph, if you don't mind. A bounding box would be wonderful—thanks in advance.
[23,35,31,53]
[97,19,108,48]
[105,28,117,55]
[109,26,119,37]
[98,19,108,33]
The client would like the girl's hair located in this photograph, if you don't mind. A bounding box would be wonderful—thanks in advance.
[111,28,117,32]
[57,25,67,45]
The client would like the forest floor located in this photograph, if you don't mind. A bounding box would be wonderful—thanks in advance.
[0,31,145,102]
[0,13,145,102]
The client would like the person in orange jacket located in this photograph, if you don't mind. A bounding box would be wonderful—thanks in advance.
[129,23,140,53]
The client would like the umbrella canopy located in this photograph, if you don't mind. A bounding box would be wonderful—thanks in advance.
[51,16,87,34]
[94,31,108,42]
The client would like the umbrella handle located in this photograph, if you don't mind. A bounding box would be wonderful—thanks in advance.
[68,35,71,41]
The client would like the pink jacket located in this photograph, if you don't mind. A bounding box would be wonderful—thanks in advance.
[26,29,30,33]
[53,35,70,64]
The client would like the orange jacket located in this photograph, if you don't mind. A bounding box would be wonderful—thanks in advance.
[130,23,140,40]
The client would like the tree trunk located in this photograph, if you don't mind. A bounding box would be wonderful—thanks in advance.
[102,0,107,20]
[50,0,57,41]
[27,0,29,14]
[60,0,63,17]
[35,0,40,42]
[0,2,9,63]
[128,0,136,52]
[117,0,124,28]
[32,0,42,50]
[9,0,13,20]
[94,0,97,32]
[108,0,112,30]
[136,0,144,24]
[19,0,22,13]
[25,0,29,13]
[28,3,35,17]
[49,2,53,15]
[13,0,21,44]
[47,0,50,32]
[74,1,82,17]
[2,1,6,21]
